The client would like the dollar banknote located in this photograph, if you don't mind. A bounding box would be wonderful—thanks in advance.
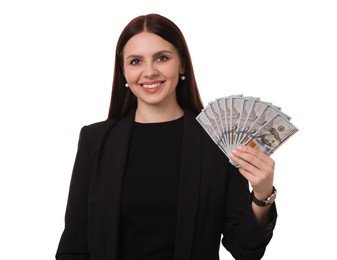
[196,95,299,167]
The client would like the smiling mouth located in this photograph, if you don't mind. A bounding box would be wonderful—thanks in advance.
[141,82,162,89]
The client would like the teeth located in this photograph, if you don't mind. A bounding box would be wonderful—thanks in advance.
[142,83,161,89]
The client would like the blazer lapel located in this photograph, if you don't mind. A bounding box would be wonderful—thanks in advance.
[174,109,202,260]
[98,110,135,259]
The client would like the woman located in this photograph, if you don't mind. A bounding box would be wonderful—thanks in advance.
[56,13,277,260]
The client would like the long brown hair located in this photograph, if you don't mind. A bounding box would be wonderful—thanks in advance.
[108,13,203,120]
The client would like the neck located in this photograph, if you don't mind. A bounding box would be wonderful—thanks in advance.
[135,103,184,123]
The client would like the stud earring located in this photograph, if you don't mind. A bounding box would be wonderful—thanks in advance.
[180,75,186,80]
[125,83,129,88]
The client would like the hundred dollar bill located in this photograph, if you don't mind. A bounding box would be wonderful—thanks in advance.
[234,97,257,148]
[215,95,243,151]
[225,95,243,152]
[258,100,292,121]
[225,97,233,152]
[238,104,289,149]
[235,100,269,146]
[215,97,230,152]
[208,101,229,151]
[203,104,228,151]
[231,97,244,150]
[232,96,260,148]
[244,114,298,155]
[196,111,228,156]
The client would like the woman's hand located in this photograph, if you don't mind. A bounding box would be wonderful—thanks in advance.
[230,146,275,200]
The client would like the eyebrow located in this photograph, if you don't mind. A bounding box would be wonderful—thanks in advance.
[125,50,174,60]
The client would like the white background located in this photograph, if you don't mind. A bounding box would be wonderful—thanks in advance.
[1,0,336,259]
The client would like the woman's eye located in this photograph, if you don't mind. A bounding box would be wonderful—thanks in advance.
[130,59,141,65]
[157,55,168,62]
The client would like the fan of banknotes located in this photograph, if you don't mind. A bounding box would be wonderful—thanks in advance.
[196,94,298,167]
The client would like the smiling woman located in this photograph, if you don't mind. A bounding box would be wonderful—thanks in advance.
[55,13,278,260]
[107,13,203,123]
[122,32,185,122]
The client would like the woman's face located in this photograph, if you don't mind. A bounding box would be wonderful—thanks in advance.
[122,32,184,110]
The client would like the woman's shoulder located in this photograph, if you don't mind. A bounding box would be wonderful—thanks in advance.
[79,119,117,145]
[85,118,117,132]
[81,110,135,144]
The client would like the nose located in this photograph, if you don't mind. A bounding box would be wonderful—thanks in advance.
[143,62,159,78]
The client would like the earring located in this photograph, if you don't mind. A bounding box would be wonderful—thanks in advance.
[125,83,129,88]
[180,75,186,80]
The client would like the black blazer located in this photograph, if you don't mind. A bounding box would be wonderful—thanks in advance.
[56,109,277,260]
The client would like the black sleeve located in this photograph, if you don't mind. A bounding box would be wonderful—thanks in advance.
[55,126,92,260]
[221,164,277,260]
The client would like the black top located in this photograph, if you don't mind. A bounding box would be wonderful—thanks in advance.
[120,116,184,260]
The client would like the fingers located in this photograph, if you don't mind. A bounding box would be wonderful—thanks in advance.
[235,146,270,166]
[231,146,273,172]
[230,146,275,194]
